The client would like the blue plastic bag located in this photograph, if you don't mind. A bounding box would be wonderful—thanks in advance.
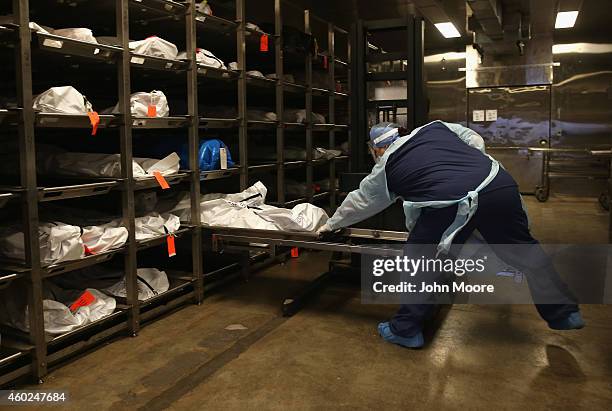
[179,139,235,171]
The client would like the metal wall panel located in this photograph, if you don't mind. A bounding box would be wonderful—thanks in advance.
[424,52,467,124]
[552,43,612,149]
[467,85,551,193]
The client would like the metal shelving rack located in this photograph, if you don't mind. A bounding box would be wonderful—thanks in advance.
[0,0,350,386]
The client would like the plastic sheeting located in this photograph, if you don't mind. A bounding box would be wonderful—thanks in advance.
[0,222,84,265]
[36,150,180,179]
[283,109,326,124]
[105,268,170,301]
[71,212,180,242]
[0,286,116,335]
[134,213,180,240]
[179,49,226,69]
[0,212,179,265]
[52,28,98,43]
[195,0,213,15]
[170,182,328,231]
[105,90,170,118]
[81,224,128,254]
[130,36,178,60]
[33,86,93,114]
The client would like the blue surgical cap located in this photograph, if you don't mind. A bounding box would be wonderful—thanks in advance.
[370,122,401,148]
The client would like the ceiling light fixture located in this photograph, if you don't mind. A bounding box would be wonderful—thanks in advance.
[434,22,461,38]
[555,11,579,29]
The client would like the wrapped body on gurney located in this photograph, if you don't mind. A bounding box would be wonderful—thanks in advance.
[165,181,329,232]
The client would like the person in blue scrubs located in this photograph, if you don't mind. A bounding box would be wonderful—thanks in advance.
[317,121,584,348]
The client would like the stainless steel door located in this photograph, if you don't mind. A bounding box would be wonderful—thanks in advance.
[467,85,551,193]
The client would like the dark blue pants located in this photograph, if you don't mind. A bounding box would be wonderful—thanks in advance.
[390,185,579,338]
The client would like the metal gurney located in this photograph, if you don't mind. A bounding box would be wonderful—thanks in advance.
[202,227,408,316]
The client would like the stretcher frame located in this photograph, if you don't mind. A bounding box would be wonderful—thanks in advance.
[203,226,408,316]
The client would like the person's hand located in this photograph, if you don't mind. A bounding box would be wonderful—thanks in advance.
[316,223,332,237]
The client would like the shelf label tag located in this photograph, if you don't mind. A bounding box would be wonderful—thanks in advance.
[42,38,63,48]
[167,235,177,257]
[87,111,100,135]
[291,247,299,258]
[153,171,170,189]
[70,290,96,313]
[147,105,157,117]
[260,34,269,52]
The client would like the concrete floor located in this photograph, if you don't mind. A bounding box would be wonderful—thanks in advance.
[22,195,612,410]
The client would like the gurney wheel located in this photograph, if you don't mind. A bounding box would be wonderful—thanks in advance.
[535,187,548,202]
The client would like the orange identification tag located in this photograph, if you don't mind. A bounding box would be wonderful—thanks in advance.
[147,105,157,117]
[291,247,299,258]
[260,34,269,52]
[70,290,96,312]
[323,56,328,69]
[153,171,170,189]
[167,235,176,257]
[84,245,93,256]
[87,111,100,135]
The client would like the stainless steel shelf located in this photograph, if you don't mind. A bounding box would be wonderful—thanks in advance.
[313,123,335,131]
[312,87,331,96]
[197,64,238,80]
[0,192,16,208]
[0,348,29,369]
[47,309,128,346]
[137,277,195,309]
[335,58,349,67]
[0,266,29,285]
[37,181,118,202]
[130,53,188,71]
[312,191,331,201]
[128,0,186,16]
[131,115,190,128]
[41,247,126,279]
[248,120,278,129]
[249,163,277,172]
[195,12,237,33]
[247,74,277,88]
[0,23,18,45]
[136,226,193,251]
[283,82,307,94]
[199,117,239,129]
[284,161,307,169]
[0,108,20,126]
[132,172,190,190]
[200,168,241,181]
[283,122,306,130]
[33,32,123,62]
[334,92,349,100]
[34,113,116,129]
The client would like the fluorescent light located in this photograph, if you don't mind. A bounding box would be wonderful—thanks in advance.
[555,11,579,29]
[424,51,466,63]
[434,22,461,38]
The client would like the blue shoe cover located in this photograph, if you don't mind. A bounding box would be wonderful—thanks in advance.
[378,322,424,348]
[548,312,585,330]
